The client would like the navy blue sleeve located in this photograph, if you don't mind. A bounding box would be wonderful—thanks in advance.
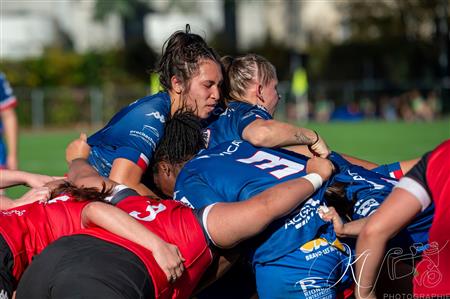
[237,106,272,138]
[174,175,226,209]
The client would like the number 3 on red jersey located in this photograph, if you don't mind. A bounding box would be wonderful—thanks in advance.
[129,202,166,222]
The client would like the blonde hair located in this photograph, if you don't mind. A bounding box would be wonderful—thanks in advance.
[222,54,277,102]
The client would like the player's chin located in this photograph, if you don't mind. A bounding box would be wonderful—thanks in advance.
[198,106,214,119]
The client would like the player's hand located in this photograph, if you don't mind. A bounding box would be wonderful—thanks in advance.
[306,157,335,181]
[66,133,91,164]
[309,134,330,158]
[151,241,185,283]
[25,173,63,188]
[15,186,51,207]
[319,206,345,237]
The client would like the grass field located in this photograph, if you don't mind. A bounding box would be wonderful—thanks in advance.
[6,118,449,198]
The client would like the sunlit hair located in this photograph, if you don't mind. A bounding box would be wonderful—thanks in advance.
[156,24,221,93]
[221,54,277,103]
[153,110,205,171]
[50,181,113,202]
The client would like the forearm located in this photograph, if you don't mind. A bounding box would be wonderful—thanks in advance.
[207,174,319,248]
[338,218,368,238]
[82,202,166,252]
[244,119,317,148]
[0,169,34,188]
[355,231,387,298]
[338,153,379,169]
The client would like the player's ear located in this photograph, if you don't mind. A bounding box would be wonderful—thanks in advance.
[160,161,172,177]
[171,76,183,94]
[256,84,265,103]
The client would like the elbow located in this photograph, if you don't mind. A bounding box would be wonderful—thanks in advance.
[359,221,390,244]
[81,201,102,228]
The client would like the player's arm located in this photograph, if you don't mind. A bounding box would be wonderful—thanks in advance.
[242,118,330,158]
[0,186,51,210]
[81,201,185,281]
[1,106,18,170]
[109,159,156,196]
[66,134,157,197]
[206,157,333,248]
[0,169,60,188]
[319,206,368,238]
[355,187,422,299]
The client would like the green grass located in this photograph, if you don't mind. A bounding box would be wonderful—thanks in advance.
[5,119,449,198]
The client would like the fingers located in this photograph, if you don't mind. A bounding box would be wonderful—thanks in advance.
[80,132,87,141]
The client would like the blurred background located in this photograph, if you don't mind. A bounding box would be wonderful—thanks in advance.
[0,0,449,195]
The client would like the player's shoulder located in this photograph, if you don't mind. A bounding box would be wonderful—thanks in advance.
[132,92,170,111]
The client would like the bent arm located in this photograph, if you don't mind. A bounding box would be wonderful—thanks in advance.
[109,158,155,196]
[243,119,329,157]
[81,201,185,281]
[207,173,323,248]
[355,188,422,299]
[0,169,58,188]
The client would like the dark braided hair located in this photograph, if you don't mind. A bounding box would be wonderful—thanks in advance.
[153,109,206,171]
[156,24,221,92]
[50,181,113,202]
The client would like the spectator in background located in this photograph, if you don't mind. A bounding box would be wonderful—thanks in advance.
[410,89,433,121]
[0,72,18,171]
[425,90,441,119]
[379,95,398,121]
[314,95,333,123]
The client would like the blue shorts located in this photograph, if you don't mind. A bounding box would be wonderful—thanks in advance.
[254,238,353,299]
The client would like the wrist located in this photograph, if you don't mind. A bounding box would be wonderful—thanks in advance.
[311,130,319,145]
[302,173,323,192]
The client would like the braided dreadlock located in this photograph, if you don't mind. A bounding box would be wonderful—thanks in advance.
[153,109,206,172]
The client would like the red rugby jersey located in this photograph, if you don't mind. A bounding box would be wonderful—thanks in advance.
[411,139,450,296]
[79,196,212,299]
[0,194,89,282]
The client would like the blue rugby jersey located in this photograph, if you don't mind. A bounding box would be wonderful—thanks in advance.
[204,101,272,149]
[328,152,433,251]
[88,92,171,177]
[174,140,333,265]
[0,73,17,166]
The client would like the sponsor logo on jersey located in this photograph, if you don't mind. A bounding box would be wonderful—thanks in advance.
[129,130,156,149]
[300,238,339,261]
[300,238,328,253]
[294,277,334,299]
[347,170,385,190]
[145,111,166,123]
[1,209,26,217]
[355,198,379,217]
[47,194,70,204]
[143,125,159,138]
[285,198,320,230]
[173,191,195,209]
[203,129,211,148]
